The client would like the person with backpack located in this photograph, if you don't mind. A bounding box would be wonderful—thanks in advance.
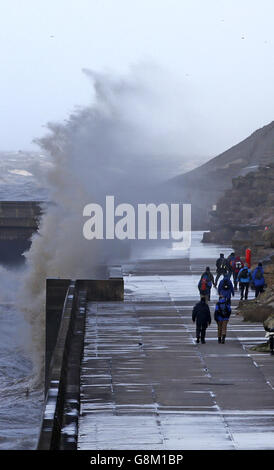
[227,252,236,280]
[192,297,211,344]
[198,267,214,301]
[214,253,228,287]
[252,262,265,298]
[218,273,234,304]
[214,296,232,343]
[237,264,252,300]
[231,255,244,290]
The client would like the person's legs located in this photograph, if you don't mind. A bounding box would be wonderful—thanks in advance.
[221,320,228,343]
[201,326,206,343]
[255,285,264,298]
[270,335,274,355]
[196,324,201,343]
[200,293,209,303]
[222,320,228,335]
[240,282,244,300]
[244,283,249,300]
[233,272,238,289]
[217,321,222,342]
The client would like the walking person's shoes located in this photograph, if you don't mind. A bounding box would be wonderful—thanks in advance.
[218,337,221,343]
[201,339,206,344]
[221,335,226,344]
[196,337,200,343]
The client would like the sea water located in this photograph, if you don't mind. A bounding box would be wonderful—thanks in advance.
[0,151,47,449]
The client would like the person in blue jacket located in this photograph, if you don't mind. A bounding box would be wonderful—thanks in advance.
[252,262,265,298]
[237,264,252,300]
[214,296,232,343]
[218,274,234,304]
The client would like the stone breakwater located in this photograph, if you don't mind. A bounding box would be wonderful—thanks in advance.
[0,201,42,264]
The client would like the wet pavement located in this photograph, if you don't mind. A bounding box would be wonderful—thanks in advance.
[78,232,274,450]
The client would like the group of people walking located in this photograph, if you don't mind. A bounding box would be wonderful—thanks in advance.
[192,296,231,344]
[192,252,266,345]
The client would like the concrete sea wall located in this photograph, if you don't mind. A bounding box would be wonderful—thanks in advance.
[0,201,42,264]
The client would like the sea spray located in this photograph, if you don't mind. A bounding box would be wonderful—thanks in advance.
[0,264,43,448]
[20,65,200,381]
[0,265,33,388]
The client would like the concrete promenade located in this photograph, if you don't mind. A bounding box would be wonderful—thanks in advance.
[78,234,274,449]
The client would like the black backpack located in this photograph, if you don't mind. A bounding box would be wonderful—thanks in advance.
[241,268,248,279]
[255,269,263,280]
[222,280,230,290]
[218,302,229,318]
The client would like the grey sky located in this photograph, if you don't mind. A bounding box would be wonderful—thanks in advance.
[0,0,273,155]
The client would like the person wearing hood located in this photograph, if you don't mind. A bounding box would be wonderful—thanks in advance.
[215,253,228,287]
[237,264,252,300]
[218,274,234,304]
[252,262,265,298]
[198,267,214,301]
[192,297,211,344]
[231,255,244,290]
[214,296,232,343]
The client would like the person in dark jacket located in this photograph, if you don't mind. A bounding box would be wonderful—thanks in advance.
[237,264,252,300]
[192,297,211,344]
[214,296,231,343]
[215,253,228,287]
[218,274,234,304]
[252,262,265,298]
[198,267,214,301]
[226,252,235,280]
